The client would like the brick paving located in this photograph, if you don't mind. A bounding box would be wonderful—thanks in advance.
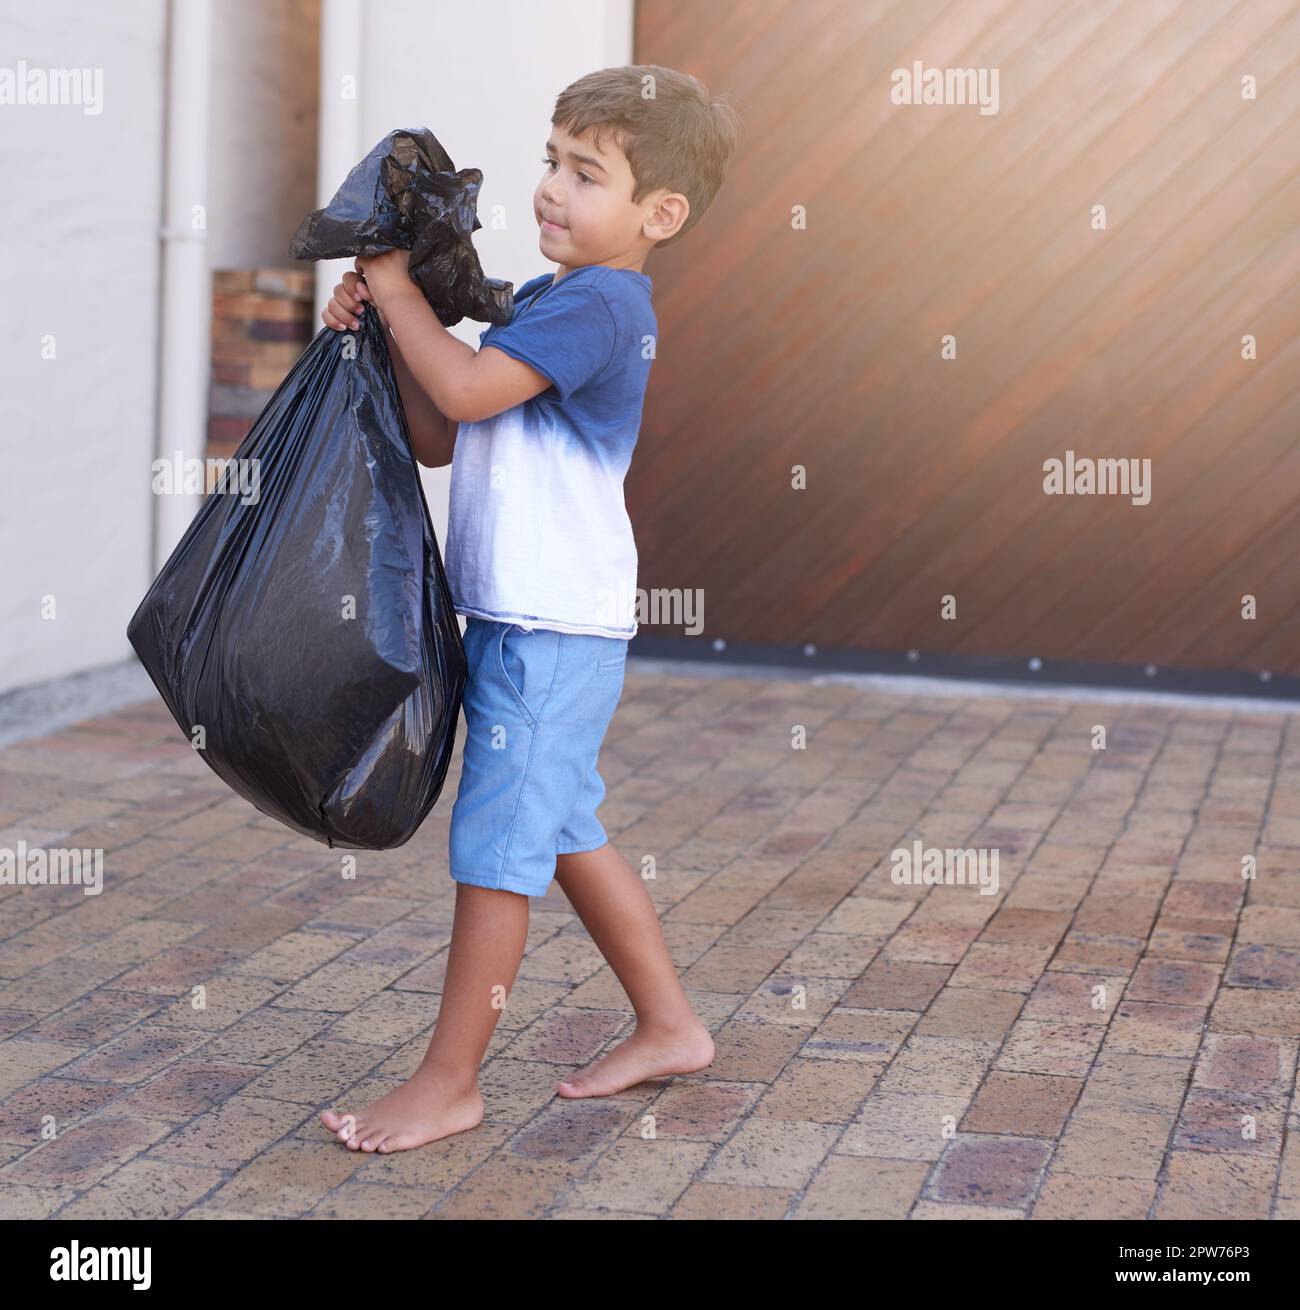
[1,669,1298,1219]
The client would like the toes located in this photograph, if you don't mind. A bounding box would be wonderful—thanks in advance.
[323,1109,357,1139]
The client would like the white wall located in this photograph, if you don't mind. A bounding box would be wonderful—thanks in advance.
[0,0,629,695]
[0,0,320,695]
[352,0,634,548]
[0,0,168,693]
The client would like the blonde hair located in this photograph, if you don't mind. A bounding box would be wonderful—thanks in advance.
[552,64,742,249]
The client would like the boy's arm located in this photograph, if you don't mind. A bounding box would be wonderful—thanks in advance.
[382,309,459,468]
[327,265,458,468]
[378,285,554,425]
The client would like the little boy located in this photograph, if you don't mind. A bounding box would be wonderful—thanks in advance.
[318,65,740,1152]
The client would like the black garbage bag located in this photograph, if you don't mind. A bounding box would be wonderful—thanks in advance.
[290,126,514,327]
[128,306,468,849]
[128,127,513,848]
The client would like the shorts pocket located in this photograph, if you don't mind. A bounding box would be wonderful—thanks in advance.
[496,625,537,726]
[595,645,628,674]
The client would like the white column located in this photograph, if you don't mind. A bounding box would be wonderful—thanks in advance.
[154,0,213,571]
[315,0,365,319]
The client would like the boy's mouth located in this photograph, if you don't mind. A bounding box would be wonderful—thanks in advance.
[540,216,566,231]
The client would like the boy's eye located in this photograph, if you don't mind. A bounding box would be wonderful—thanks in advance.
[540,157,595,185]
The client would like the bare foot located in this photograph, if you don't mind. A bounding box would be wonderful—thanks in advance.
[556,1021,714,1098]
[320,1065,484,1152]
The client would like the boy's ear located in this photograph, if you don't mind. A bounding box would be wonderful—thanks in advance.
[646,191,689,243]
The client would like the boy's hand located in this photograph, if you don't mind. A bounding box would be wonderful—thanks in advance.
[322,263,376,331]
[356,247,418,310]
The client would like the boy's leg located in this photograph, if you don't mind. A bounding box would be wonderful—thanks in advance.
[320,882,527,1152]
[552,842,714,1098]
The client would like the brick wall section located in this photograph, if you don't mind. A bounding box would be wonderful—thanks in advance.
[208,268,315,462]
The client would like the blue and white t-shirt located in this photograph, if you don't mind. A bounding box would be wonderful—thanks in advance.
[444,264,655,639]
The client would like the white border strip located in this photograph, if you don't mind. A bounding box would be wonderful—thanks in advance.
[628,656,1300,715]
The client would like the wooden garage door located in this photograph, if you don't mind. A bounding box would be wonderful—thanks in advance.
[630,0,1300,675]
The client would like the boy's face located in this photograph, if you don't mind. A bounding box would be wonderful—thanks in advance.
[536,123,666,269]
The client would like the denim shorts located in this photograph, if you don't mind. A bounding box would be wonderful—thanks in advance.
[448,618,628,897]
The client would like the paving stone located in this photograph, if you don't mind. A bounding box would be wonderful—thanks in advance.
[349,1121,511,1189]
[1224,945,1300,989]
[910,1200,1027,1219]
[700,1117,839,1189]
[702,1016,810,1083]
[188,1006,331,1065]
[1075,1051,1192,1114]
[1001,1016,1100,1079]
[837,1092,970,1161]
[501,1007,629,1066]
[56,1158,224,1219]
[947,943,1056,992]
[799,1007,916,1063]
[1032,1172,1156,1219]
[1146,919,1233,963]
[1154,1152,1277,1219]
[566,1139,713,1212]
[1,1114,174,1188]
[0,1077,125,1146]
[1192,1033,1295,1093]
[110,1059,265,1122]
[961,1071,1082,1136]
[794,1155,928,1218]
[1052,932,1146,972]
[917,986,1023,1042]
[668,1180,793,1219]
[754,1059,878,1123]
[1127,958,1222,1006]
[738,973,851,1026]
[431,1154,588,1219]
[927,1135,1052,1207]
[506,1100,632,1161]
[841,957,951,1009]
[307,1181,437,1219]
[1052,1105,1174,1179]
[3,676,1296,1220]
[270,959,412,1011]
[1172,1088,1288,1156]
[0,1182,78,1218]
[240,1036,392,1105]
[874,1036,997,1097]
[146,1094,307,1168]
[1104,1000,1206,1057]
[199,1140,367,1216]
[145,975,290,1032]
[630,1081,761,1140]
[1021,970,1129,1024]
[223,929,359,983]
[102,944,246,998]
